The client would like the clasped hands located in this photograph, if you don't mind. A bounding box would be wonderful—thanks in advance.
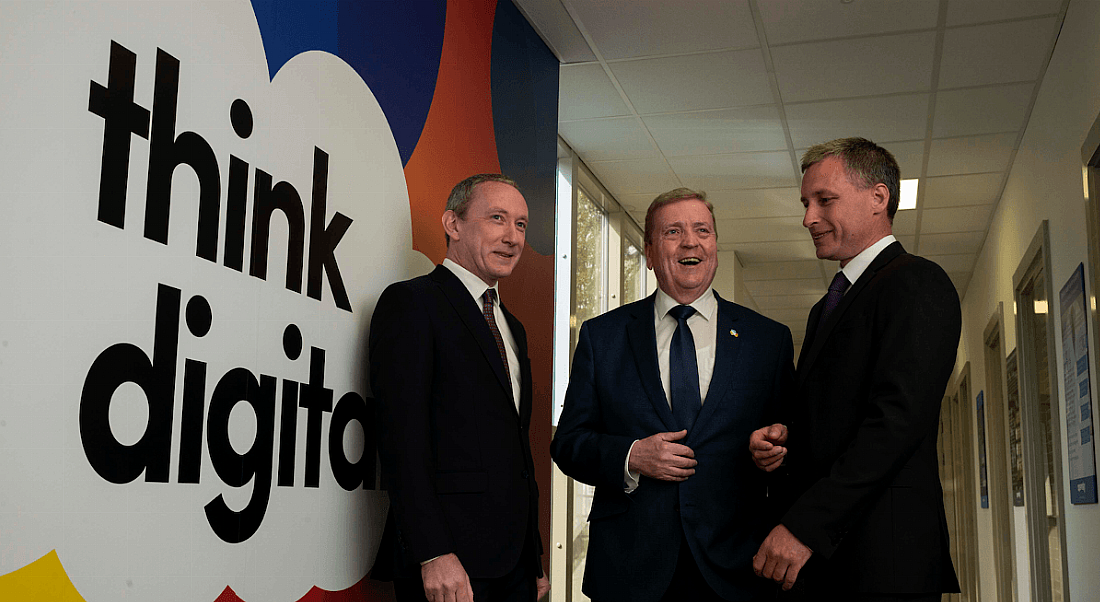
[749,423,812,591]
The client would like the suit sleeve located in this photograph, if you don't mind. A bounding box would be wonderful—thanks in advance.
[782,262,961,558]
[550,321,637,489]
[369,283,454,564]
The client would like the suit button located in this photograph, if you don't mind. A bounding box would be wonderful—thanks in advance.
[522,470,529,479]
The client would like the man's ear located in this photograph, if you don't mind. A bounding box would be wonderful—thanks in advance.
[871,183,890,215]
[442,210,459,242]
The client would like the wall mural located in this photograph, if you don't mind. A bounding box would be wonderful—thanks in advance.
[0,1,558,601]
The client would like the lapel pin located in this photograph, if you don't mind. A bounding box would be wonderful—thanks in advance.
[730,329,739,337]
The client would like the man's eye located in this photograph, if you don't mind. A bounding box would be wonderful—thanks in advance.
[516,222,527,230]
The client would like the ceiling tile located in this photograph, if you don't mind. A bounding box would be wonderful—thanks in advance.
[610,50,772,113]
[893,209,918,235]
[896,234,916,251]
[643,106,786,156]
[932,83,1033,138]
[559,117,657,161]
[921,205,994,233]
[755,307,812,324]
[512,0,597,63]
[772,31,936,102]
[727,240,818,263]
[585,158,679,195]
[669,151,798,190]
[946,0,1062,26]
[918,231,987,256]
[617,192,658,212]
[741,259,821,281]
[938,18,1057,88]
[922,253,978,272]
[881,140,927,180]
[926,133,1016,176]
[786,94,930,149]
[759,0,939,45]
[947,271,973,296]
[717,216,806,244]
[753,293,822,310]
[709,187,803,220]
[747,278,827,297]
[569,0,758,60]
[922,173,1003,208]
[558,63,630,121]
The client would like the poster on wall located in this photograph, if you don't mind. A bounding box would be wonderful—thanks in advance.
[977,391,989,508]
[1059,263,1098,504]
[1006,349,1025,506]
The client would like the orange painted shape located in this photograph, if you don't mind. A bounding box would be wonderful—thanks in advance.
[403,0,502,263]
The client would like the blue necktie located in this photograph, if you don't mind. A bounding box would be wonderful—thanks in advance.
[817,271,851,336]
[668,305,701,432]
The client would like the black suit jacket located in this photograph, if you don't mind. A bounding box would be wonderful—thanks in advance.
[369,264,541,580]
[551,292,794,602]
[780,241,962,594]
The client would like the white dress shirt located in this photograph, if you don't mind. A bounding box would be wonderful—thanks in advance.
[442,258,522,412]
[838,234,896,291]
[624,287,718,492]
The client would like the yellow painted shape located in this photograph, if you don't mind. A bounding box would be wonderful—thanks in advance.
[0,550,87,602]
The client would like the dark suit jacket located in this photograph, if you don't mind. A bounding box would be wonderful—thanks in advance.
[369,264,541,580]
[780,241,962,595]
[551,291,794,602]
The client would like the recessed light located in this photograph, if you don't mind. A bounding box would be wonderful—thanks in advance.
[899,179,918,210]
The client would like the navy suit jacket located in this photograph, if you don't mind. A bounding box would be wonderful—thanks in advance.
[551,291,794,602]
[369,265,541,580]
[779,242,961,594]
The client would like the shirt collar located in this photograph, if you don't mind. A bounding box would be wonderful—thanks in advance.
[442,258,499,305]
[654,286,717,322]
[840,234,896,286]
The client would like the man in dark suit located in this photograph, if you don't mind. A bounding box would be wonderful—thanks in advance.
[551,188,794,602]
[370,174,549,602]
[750,138,962,601]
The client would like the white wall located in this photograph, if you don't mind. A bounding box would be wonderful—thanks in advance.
[956,0,1100,599]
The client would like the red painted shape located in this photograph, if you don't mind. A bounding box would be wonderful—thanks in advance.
[211,573,395,602]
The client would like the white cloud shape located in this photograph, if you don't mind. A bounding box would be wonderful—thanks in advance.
[0,2,432,601]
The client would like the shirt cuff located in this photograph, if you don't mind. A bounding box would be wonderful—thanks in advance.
[624,440,641,493]
[420,555,444,566]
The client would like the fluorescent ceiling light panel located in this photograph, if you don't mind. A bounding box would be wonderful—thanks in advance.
[899,179,918,210]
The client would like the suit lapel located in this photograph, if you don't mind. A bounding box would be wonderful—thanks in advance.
[798,242,905,382]
[626,294,678,431]
[431,265,514,399]
[694,293,742,430]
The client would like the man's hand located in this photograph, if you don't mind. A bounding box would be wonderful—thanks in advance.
[628,430,697,481]
[753,524,812,591]
[536,572,550,599]
[749,423,788,472]
[421,553,473,602]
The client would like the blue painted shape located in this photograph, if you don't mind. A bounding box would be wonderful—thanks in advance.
[491,0,560,255]
[251,0,339,80]
[336,0,446,165]
[250,0,446,165]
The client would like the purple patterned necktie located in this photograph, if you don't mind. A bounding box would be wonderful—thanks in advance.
[817,271,851,335]
[482,289,511,383]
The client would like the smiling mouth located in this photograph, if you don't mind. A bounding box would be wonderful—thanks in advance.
[679,257,702,265]
[810,230,831,244]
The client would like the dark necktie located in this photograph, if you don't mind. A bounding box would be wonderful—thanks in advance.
[482,289,511,383]
[817,271,851,335]
[668,304,701,431]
